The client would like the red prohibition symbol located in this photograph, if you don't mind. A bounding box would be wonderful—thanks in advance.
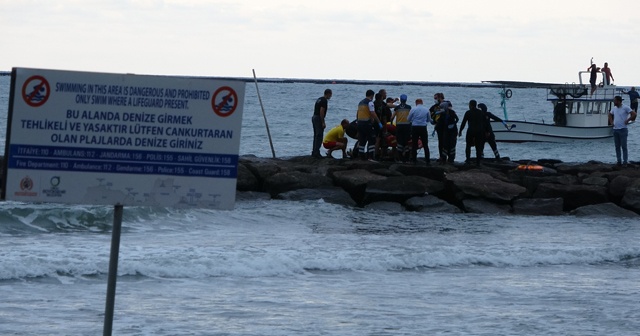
[211,86,238,117]
[22,75,51,107]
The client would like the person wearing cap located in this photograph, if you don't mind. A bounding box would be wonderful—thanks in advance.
[621,87,639,112]
[390,94,412,162]
[608,95,637,166]
[478,103,504,160]
[434,101,459,163]
[311,89,332,158]
[356,89,382,161]
[407,98,432,164]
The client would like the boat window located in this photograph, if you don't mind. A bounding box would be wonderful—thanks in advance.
[576,102,581,114]
[567,102,574,114]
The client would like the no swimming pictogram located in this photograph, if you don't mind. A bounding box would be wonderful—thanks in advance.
[211,86,238,117]
[22,75,51,107]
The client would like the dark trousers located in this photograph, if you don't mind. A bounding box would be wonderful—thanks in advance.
[311,115,323,156]
[411,126,429,162]
[465,132,485,164]
[357,120,374,158]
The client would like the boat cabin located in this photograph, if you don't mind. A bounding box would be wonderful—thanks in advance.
[547,71,614,128]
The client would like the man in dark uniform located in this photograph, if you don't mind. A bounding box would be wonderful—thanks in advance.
[478,103,504,160]
[311,89,332,158]
[459,100,486,166]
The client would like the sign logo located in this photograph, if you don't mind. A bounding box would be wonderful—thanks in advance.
[22,75,51,107]
[42,176,66,197]
[211,86,238,117]
[15,176,37,197]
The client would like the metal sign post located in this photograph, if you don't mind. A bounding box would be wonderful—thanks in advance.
[103,204,124,336]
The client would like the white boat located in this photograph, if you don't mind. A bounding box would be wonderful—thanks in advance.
[486,71,615,143]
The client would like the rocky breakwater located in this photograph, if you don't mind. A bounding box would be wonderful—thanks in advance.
[237,156,640,217]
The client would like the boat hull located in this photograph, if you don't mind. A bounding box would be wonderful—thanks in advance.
[490,121,613,143]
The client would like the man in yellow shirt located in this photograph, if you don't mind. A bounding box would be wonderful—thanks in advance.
[323,119,350,158]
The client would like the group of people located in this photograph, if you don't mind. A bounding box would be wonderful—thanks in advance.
[587,60,614,96]
[311,89,509,165]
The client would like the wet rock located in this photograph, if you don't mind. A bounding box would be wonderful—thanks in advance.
[446,171,527,203]
[609,175,632,200]
[263,171,333,196]
[462,199,511,214]
[621,179,640,214]
[276,187,357,206]
[512,198,564,216]
[235,191,271,201]
[570,202,639,217]
[532,183,608,211]
[236,163,259,191]
[581,176,608,187]
[404,195,462,213]
[363,176,429,204]
[364,201,404,212]
[554,161,613,175]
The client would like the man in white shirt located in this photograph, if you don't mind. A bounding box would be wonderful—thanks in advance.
[608,96,637,166]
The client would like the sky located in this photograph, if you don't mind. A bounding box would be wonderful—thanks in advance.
[1,0,639,85]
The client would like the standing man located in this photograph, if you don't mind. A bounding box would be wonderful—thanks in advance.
[311,89,332,158]
[478,103,505,160]
[390,94,412,162]
[622,87,639,112]
[357,89,381,161]
[608,95,637,166]
[429,93,446,162]
[407,98,432,165]
[602,62,614,85]
[458,100,486,166]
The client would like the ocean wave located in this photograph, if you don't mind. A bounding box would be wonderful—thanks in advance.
[1,244,638,281]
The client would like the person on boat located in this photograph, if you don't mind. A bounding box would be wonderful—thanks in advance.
[621,87,639,112]
[322,119,350,159]
[459,100,486,166]
[356,89,382,161]
[553,97,568,126]
[407,98,432,165]
[608,96,637,166]
[429,93,446,162]
[434,101,458,164]
[478,103,503,160]
[311,89,332,158]
[601,62,614,85]
[587,63,601,96]
[390,94,412,162]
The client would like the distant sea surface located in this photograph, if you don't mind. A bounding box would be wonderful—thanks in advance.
[1,73,639,335]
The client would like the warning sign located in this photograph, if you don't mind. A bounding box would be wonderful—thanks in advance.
[212,86,238,117]
[3,68,246,210]
[22,75,50,107]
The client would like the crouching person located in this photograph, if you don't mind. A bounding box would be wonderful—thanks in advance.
[323,119,350,159]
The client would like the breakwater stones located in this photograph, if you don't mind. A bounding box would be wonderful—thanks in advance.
[237,156,640,217]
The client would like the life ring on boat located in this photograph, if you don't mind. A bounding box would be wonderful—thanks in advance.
[516,164,544,171]
[505,89,513,99]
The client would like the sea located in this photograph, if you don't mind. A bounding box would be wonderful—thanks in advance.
[1,73,639,335]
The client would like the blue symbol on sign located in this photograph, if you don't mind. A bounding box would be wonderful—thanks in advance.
[26,83,47,102]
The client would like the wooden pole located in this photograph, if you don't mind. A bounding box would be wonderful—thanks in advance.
[252,69,276,158]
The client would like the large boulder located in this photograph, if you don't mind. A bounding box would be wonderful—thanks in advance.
[532,183,608,211]
[446,171,527,203]
[263,171,333,196]
[621,179,640,214]
[462,198,511,214]
[609,175,633,201]
[404,195,462,213]
[331,169,387,204]
[236,163,260,191]
[554,161,613,175]
[512,198,564,216]
[570,202,639,217]
[361,175,446,205]
[276,187,357,206]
